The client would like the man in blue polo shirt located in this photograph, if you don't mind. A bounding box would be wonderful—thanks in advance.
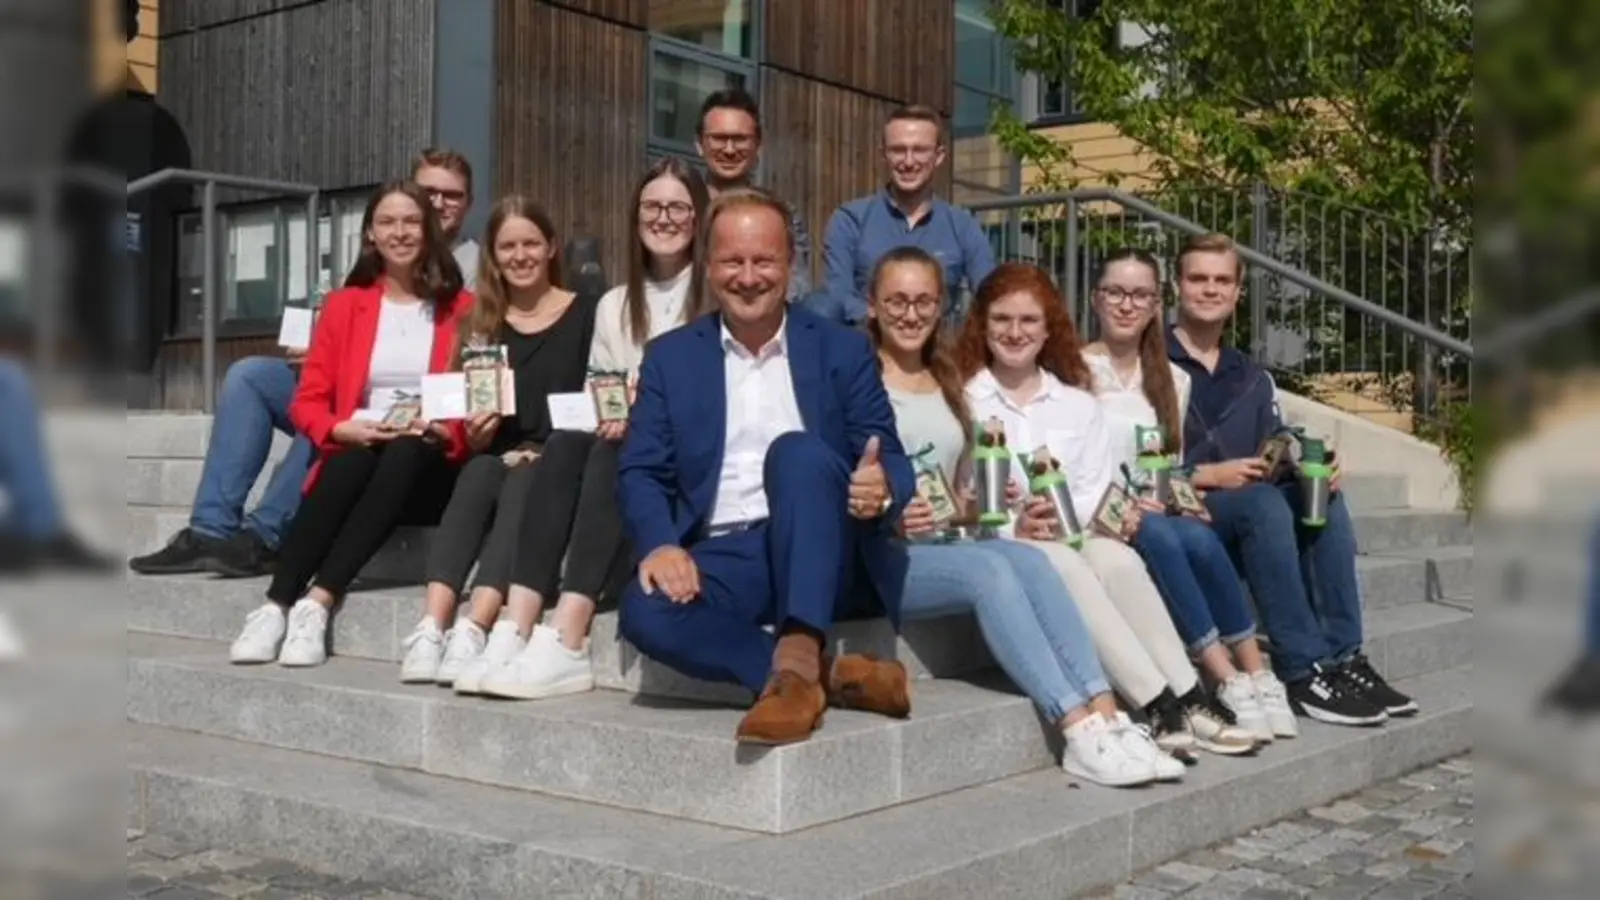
[814,105,995,326]
[1168,233,1417,728]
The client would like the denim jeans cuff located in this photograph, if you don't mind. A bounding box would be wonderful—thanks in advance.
[1185,627,1221,656]
[1219,626,1257,646]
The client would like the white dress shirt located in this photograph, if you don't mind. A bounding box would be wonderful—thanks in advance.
[965,367,1119,537]
[709,317,805,528]
[1083,351,1192,486]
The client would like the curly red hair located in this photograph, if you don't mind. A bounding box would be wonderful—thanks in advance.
[954,262,1092,390]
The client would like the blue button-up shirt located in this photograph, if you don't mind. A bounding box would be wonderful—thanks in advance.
[1167,327,1282,467]
[822,189,996,324]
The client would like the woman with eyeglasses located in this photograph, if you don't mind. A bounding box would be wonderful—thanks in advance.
[1082,248,1298,742]
[869,246,1178,787]
[958,262,1261,759]
[459,158,713,700]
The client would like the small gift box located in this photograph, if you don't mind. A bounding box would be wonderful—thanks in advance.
[590,370,631,426]
[462,345,513,416]
[1090,481,1135,541]
[382,391,423,430]
[910,444,959,526]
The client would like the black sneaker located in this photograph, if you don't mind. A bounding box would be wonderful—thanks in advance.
[1338,654,1419,717]
[1144,690,1198,761]
[128,529,224,575]
[1543,656,1600,715]
[1287,664,1388,727]
[209,530,276,579]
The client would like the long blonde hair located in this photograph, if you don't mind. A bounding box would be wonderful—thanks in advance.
[452,195,562,365]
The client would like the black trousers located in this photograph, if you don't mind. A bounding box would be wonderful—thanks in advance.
[267,436,458,604]
[423,453,542,595]
[512,430,630,603]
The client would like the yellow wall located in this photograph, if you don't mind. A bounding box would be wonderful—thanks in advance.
[95,0,159,95]
[1025,121,1156,191]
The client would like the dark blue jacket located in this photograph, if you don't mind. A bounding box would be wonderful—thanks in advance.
[1167,327,1283,467]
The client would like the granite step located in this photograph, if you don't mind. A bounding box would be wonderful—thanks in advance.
[126,569,1472,697]
[127,665,1472,900]
[128,633,1051,833]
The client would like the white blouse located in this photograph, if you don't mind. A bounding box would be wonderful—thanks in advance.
[363,297,434,412]
[1083,351,1192,482]
[964,367,1119,536]
[589,265,693,376]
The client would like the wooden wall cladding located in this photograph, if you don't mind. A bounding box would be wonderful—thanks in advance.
[760,69,907,282]
[764,0,955,115]
[158,0,434,193]
[545,0,649,27]
[162,0,323,33]
[495,2,647,282]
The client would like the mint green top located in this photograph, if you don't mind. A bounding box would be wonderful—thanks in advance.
[887,387,965,483]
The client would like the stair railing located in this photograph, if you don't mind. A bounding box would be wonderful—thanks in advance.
[127,169,320,413]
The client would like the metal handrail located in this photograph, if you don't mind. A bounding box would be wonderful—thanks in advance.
[126,168,321,412]
[966,189,1475,361]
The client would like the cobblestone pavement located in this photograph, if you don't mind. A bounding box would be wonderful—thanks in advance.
[126,756,1472,900]
[1089,755,1474,900]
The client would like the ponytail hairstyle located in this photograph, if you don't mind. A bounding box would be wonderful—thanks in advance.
[1096,247,1182,451]
[864,246,971,430]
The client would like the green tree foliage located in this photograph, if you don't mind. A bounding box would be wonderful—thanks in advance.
[989,0,1473,243]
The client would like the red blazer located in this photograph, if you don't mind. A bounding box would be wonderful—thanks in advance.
[290,283,475,492]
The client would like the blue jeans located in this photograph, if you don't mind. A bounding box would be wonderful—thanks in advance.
[1132,513,1257,654]
[1586,516,1600,656]
[189,356,314,549]
[0,360,64,539]
[1203,480,1364,683]
[900,539,1109,721]
[619,432,882,694]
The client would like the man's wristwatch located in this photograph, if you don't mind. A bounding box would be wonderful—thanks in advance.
[878,495,893,517]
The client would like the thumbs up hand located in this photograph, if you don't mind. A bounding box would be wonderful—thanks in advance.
[848,435,890,520]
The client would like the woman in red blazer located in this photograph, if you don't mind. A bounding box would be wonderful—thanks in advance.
[228,180,473,668]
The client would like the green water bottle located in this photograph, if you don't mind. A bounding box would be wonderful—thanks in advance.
[972,420,1012,534]
[1298,436,1333,527]
[1021,449,1084,550]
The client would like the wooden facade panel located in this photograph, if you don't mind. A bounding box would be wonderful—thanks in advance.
[764,0,954,114]
[495,2,647,281]
[159,0,434,192]
[550,0,649,27]
[1024,121,1156,189]
[163,0,330,33]
[761,69,924,286]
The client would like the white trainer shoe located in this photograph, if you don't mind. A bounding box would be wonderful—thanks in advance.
[1219,673,1274,744]
[455,621,526,695]
[1252,670,1301,738]
[480,624,594,700]
[1061,712,1159,787]
[399,618,446,683]
[229,603,287,664]
[1183,692,1260,755]
[435,619,488,686]
[1112,712,1186,782]
[277,599,329,667]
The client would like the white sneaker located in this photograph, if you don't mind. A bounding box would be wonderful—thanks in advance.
[1252,670,1300,738]
[0,611,22,660]
[399,618,446,683]
[230,603,287,664]
[455,621,526,695]
[1112,712,1186,782]
[480,624,594,700]
[1062,712,1158,787]
[1184,693,1260,755]
[1219,673,1274,744]
[277,599,329,667]
[436,619,488,686]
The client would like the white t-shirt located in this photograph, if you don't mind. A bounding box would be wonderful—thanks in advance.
[363,297,435,412]
[589,265,694,376]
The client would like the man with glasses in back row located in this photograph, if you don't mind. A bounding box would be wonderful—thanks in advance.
[130,149,479,578]
[811,104,996,327]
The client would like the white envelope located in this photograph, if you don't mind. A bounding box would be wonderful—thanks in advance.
[547,391,598,432]
[421,372,469,421]
[277,306,314,351]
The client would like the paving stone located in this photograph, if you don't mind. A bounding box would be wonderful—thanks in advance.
[1110,885,1173,900]
[1129,868,1195,893]
[144,888,227,900]
[1306,872,1387,898]
[1153,861,1219,887]
[1364,861,1413,879]
[1397,815,1463,837]
[1310,801,1376,825]
[1366,877,1445,900]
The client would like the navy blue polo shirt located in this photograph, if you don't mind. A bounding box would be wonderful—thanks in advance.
[1168,326,1282,467]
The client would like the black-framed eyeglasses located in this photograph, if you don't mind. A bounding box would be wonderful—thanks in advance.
[639,200,695,223]
[880,295,940,317]
[423,187,467,204]
[702,133,756,151]
[1096,286,1160,309]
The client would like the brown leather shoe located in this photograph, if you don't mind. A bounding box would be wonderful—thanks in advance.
[826,654,911,719]
[735,670,827,745]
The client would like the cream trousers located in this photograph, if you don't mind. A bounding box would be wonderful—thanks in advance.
[1015,536,1199,707]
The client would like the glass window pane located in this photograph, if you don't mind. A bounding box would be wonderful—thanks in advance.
[286,210,334,304]
[224,208,281,322]
[649,0,752,58]
[174,213,204,335]
[334,200,365,286]
[651,52,746,146]
[954,85,1000,139]
[0,217,28,324]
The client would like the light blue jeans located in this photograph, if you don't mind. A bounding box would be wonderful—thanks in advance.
[900,538,1109,722]
[0,360,64,539]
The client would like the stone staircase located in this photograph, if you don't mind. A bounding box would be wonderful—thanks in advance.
[126,413,1474,899]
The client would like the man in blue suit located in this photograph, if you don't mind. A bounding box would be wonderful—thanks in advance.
[618,188,917,745]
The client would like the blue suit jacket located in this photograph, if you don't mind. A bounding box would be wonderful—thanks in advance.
[617,307,915,620]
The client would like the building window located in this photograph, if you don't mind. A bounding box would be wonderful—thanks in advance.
[173,191,367,337]
[954,0,1016,139]
[649,0,755,59]
[1018,0,1109,125]
[646,4,761,158]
